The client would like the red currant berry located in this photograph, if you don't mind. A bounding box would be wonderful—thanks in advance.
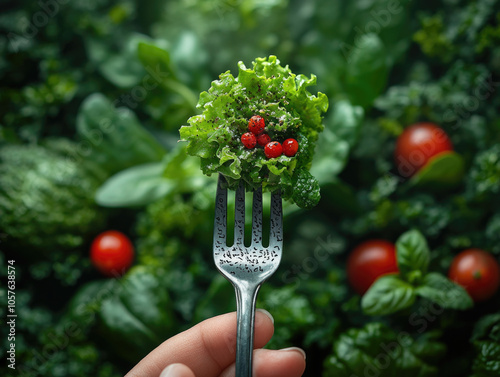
[282,138,299,157]
[248,115,265,135]
[241,132,257,149]
[264,141,282,159]
[257,133,271,147]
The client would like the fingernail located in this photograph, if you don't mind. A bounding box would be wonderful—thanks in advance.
[160,364,183,377]
[280,347,306,360]
[256,308,274,324]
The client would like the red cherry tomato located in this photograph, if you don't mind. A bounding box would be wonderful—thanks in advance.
[264,141,282,159]
[448,249,500,302]
[90,231,134,277]
[248,115,265,135]
[282,138,299,157]
[394,122,453,178]
[257,133,271,147]
[347,240,399,295]
[241,132,257,149]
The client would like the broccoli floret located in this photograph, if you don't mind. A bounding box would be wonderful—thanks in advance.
[291,169,321,209]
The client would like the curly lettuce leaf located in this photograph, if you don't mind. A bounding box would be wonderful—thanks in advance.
[180,55,328,208]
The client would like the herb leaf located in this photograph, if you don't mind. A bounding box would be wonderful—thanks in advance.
[396,229,430,278]
[416,272,473,310]
[362,274,416,316]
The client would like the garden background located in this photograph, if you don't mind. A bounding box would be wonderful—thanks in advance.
[1,0,500,376]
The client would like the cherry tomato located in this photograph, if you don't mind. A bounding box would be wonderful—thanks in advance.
[90,231,134,277]
[282,138,299,157]
[394,122,453,178]
[257,133,271,147]
[241,132,257,149]
[264,141,282,159]
[248,115,265,135]
[448,249,500,302]
[347,240,399,295]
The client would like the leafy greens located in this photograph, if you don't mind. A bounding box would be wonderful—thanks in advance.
[180,55,328,208]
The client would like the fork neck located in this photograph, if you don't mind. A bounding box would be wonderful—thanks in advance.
[233,282,261,377]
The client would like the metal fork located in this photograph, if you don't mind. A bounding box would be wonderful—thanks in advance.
[213,174,283,377]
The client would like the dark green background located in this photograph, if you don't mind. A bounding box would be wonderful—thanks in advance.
[1,0,500,376]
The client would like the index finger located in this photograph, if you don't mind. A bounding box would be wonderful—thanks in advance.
[125,310,275,377]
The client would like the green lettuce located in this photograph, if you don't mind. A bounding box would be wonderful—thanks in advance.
[179,55,328,208]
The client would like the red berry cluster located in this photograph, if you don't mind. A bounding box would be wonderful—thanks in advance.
[240,115,299,159]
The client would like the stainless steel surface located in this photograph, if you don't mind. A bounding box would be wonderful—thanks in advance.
[213,174,283,377]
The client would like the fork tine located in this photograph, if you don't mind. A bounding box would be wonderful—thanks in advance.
[251,186,263,247]
[269,190,283,250]
[213,174,227,250]
[234,180,246,246]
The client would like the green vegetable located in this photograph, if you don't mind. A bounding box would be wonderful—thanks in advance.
[396,229,431,278]
[95,266,177,363]
[409,152,465,191]
[180,55,328,208]
[471,314,500,376]
[76,93,167,177]
[323,322,445,377]
[3,0,500,375]
[95,144,211,208]
[257,285,317,349]
[362,275,417,316]
[361,230,473,315]
[0,140,104,254]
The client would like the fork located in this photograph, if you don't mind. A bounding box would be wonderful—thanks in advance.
[213,174,283,377]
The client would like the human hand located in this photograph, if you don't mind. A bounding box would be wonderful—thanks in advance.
[125,310,306,377]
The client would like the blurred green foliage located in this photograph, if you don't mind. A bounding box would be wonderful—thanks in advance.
[1,0,500,376]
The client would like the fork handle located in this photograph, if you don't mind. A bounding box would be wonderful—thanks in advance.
[234,283,260,377]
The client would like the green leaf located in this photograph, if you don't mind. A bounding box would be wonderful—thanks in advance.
[76,93,166,176]
[472,342,500,377]
[416,272,473,310]
[361,275,416,316]
[396,229,430,278]
[181,56,328,208]
[137,42,176,81]
[471,314,500,376]
[345,33,389,108]
[95,161,173,207]
[97,267,176,363]
[329,99,365,149]
[323,322,443,377]
[311,99,364,184]
[471,313,500,342]
[87,33,158,88]
[137,42,198,112]
[410,151,465,190]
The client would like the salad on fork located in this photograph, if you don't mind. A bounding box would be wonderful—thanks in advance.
[180,55,328,376]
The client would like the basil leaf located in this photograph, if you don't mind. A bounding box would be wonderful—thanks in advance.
[410,151,465,191]
[95,161,174,207]
[416,272,473,310]
[396,229,430,278]
[361,275,416,316]
[76,93,166,176]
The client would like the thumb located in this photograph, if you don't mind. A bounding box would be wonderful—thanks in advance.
[160,363,196,377]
